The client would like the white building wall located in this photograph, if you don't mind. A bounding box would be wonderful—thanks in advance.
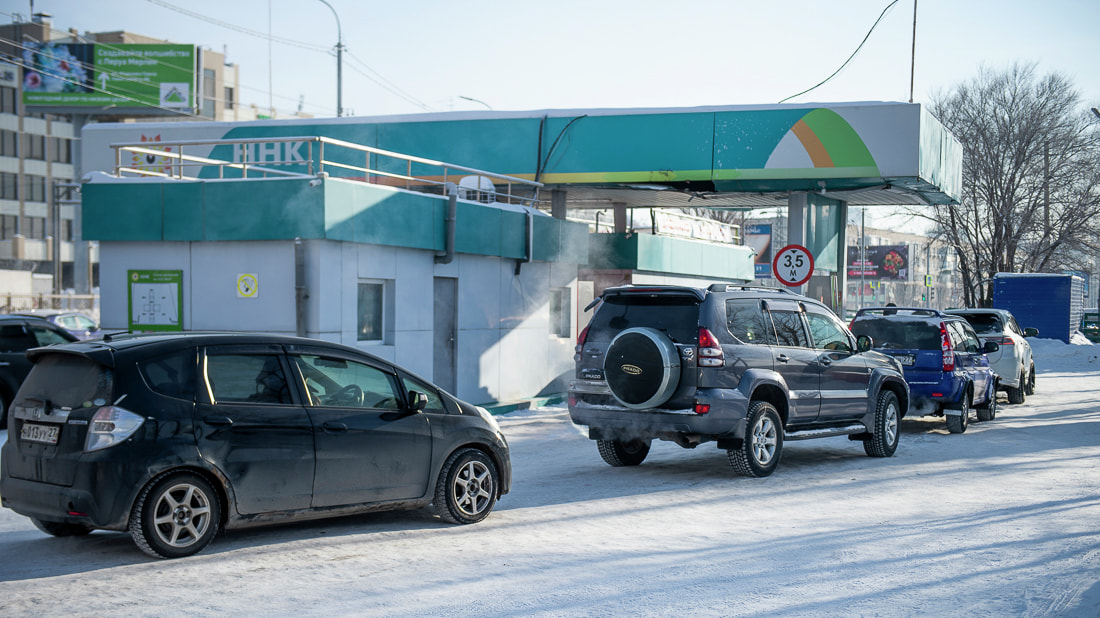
[100,238,578,406]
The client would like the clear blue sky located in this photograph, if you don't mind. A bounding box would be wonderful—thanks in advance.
[5,0,1098,119]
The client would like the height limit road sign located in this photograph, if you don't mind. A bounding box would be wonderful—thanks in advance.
[772,244,814,287]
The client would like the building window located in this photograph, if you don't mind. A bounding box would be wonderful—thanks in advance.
[0,172,17,200]
[27,134,46,160]
[0,130,17,157]
[202,68,216,118]
[224,86,235,110]
[0,215,16,239]
[50,137,71,163]
[26,175,46,202]
[27,216,45,239]
[0,86,15,114]
[357,281,384,342]
[550,287,571,338]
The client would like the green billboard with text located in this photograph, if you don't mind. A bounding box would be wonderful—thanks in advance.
[21,42,194,110]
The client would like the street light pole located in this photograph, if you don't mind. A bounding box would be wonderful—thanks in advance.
[317,0,344,117]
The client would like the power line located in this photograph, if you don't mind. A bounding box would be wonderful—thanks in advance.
[343,52,433,112]
[143,0,329,52]
[778,0,900,104]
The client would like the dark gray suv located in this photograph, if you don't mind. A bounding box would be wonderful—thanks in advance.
[569,285,909,477]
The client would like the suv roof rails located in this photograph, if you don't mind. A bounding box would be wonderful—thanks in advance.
[854,306,949,318]
[706,283,798,295]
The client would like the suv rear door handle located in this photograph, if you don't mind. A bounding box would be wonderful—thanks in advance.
[776,354,790,363]
[323,421,348,432]
[203,415,233,426]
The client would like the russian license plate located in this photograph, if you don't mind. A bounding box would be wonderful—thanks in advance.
[896,354,915,366]
[20,422,60,445]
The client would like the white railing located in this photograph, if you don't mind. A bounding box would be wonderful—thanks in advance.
[112,136,543,206]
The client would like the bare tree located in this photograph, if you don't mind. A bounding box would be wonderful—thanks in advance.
[919,63,1100,306]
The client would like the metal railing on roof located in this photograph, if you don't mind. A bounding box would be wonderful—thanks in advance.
[111,135,543,206]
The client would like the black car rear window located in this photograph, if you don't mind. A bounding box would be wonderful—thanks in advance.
[590,295,699,344]
[139,349,198,401]
[19,353,112,408]
[851,317,943,350]
[958,314,1003,334]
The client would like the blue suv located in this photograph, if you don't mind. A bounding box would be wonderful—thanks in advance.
[850,307,998,433]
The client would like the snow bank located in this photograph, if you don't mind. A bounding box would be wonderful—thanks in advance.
[1028,336,1099,372]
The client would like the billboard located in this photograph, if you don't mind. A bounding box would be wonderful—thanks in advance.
[22,42,194,110]
[744,224,773,278]
[847,245,909,281]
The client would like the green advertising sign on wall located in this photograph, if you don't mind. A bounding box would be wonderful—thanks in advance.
[22,42,194,110]
[128,270,183,332]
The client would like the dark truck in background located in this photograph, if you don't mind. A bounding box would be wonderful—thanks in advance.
[568,284,909,477]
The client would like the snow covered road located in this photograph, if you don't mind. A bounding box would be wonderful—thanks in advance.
[1,339,1098,616]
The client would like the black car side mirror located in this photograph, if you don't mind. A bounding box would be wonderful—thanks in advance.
[856,335,873,353]
[984,341,1000,354]
[1024,327,1039,337]
[408,390,428,412]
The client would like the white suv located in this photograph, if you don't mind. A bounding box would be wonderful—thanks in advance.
[946,309,1037,404]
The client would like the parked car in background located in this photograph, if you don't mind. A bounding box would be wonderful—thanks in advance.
[0,314,79,429]
[850,307,999,433]
[13,311,101,341]
[570,284,909,478]
[946,308,1037,404]
[1,332,510,558]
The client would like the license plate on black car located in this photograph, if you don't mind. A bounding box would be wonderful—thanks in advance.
[20,422,60,445]
[895,354,915,366]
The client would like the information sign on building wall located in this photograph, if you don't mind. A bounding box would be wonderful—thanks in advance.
[128,270,183,331]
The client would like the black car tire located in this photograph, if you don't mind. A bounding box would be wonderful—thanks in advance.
[433,448,499,525]
[1007,370,1026,404]
[976,384,997,422]
[130,472,222,559]
[728,401,783,477]
[863,390,900,457]
[946,392,970,434]
[603,327,681,409]
[32,518,93,537]
[597,438,651,466]
[1025,364,1036,395]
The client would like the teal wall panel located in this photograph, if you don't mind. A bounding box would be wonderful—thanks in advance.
[162,182,205,240]
[499,210,527,260]
[203,179,324,240]
[83,182,164,241]
[455,202,502,256]
[588,233,754,280]
[530,216,561,262]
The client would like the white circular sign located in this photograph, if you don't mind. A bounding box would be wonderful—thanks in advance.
[772,245,814,287]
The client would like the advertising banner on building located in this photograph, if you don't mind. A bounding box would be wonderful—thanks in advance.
[744,223,773,278]
[652,210,738,244]
[847,244,909,281]
[21,42,194,110]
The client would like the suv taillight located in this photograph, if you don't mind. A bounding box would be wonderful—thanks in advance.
[698,327,724,367]
[940,321,955,371]
[997,336,1014,346]
[575,325,590,362]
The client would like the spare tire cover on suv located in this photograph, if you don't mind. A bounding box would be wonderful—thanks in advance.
[603,327,681,409]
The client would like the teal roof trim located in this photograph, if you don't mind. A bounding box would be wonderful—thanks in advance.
[81,177,588,263]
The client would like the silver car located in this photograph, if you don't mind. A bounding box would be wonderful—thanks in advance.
[946,308,1037,404]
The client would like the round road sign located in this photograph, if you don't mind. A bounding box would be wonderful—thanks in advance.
[772,244,814,287]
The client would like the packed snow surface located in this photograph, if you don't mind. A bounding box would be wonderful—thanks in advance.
[1,338,1098,616]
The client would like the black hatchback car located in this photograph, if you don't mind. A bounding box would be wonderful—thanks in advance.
[0,314,79,429]
[1,332,510,558]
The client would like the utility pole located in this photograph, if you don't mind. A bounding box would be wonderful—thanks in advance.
[317,0,344,117]
[909,0,917,103]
